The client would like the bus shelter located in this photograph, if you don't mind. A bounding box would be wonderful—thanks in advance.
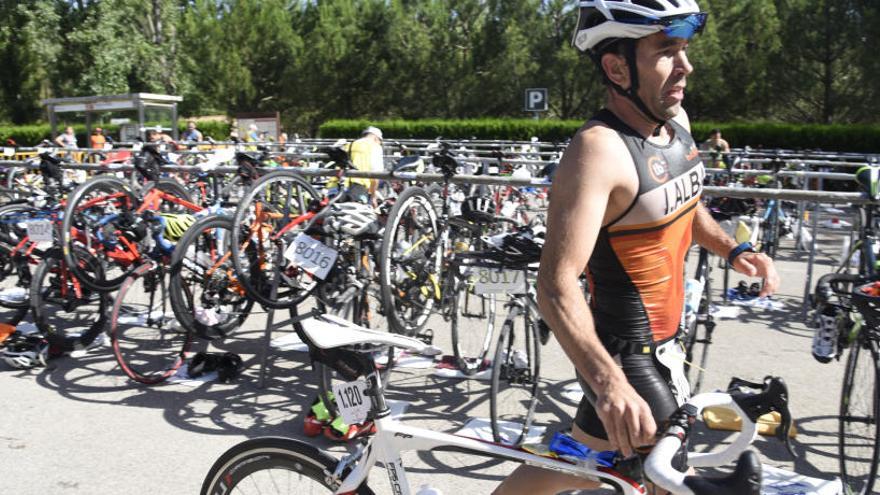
[41,93,184,141]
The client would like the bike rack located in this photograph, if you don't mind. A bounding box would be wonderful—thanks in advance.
[2,153,877,333]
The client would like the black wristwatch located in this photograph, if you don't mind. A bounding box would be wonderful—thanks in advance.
[727,242,756,265]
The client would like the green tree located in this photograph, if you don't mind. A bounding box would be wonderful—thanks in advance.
[0,1,63,123]
[701,0,782,120]
[773,0,864,123]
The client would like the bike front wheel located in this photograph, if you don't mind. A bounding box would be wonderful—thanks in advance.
[378,186,441,336]
[200,437,374,495]
[839,333,880,495]
[111,262,192,384]
[451,277,496,375]
[490,307,541,446]
[230,170,321,309]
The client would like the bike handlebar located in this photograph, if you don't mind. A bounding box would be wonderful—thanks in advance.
[644,376,792,495]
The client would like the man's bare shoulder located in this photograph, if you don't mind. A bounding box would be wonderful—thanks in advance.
[558,121,632,185]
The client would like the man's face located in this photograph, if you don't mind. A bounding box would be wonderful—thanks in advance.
[635,32,694,121]
[188,123,196,130]
[65,127,74,134]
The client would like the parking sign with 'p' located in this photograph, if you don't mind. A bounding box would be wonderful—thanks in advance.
[524,88,548,112]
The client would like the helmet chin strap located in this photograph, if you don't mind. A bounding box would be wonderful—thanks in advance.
[609,41,666,137]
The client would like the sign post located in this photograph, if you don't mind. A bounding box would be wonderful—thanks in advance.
[524,88,549,120]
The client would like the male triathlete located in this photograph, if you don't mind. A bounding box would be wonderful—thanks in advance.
[701,128,731,168]
[701,128,730,154]
[494,1,779,493]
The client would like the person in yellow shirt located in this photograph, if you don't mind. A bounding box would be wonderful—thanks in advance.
[328,126,385,204]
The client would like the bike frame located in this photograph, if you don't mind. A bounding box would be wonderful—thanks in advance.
[333,394,645,495]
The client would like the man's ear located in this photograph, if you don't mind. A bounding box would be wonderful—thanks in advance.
[601,52,630,90]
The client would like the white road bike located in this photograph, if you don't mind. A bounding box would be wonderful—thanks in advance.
[200,311,842,495]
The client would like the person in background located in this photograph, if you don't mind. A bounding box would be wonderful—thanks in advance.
[701,128,730,153]
[246,124,260,142]
[90,128,106,149]
[54,126,78,149]
[182,121,203,142]
[147,127,176,146]
[345,126,385,203]
[701,128,731,168]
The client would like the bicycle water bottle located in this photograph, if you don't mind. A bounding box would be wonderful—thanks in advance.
[415,484,443,495]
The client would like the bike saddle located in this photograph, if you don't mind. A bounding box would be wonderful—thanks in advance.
[855,165,880,200]
[683,450,761,495]
[319,147,353,169]
[234,151,262,164]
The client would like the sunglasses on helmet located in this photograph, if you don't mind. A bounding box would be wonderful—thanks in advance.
[626,12,708,41]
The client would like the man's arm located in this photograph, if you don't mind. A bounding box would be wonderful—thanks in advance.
[537,127,654,456]
[692,204,780,296]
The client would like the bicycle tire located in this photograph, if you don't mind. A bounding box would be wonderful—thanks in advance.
[490,306,541,446]
[110,261,192,384]
[378,186,440,336]
[142,178,197,213]
[451,277,496,375]
[690,270,713,394]
[230,170,321,309]
[169,214,254,339]
[61,175,141,292]
[30,248,110,351]
[0,203,41,309]
[839,333,880,495]
[200,437,374,495]
[684,251,713,394]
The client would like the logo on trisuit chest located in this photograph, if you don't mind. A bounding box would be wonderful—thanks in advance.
[647,155,670,184]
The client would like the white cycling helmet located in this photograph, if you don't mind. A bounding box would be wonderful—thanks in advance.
[2,334,49,369]
[324,202,379,237]
[572,0,706,131]
[462,195,496,224]
[572,0,705,53]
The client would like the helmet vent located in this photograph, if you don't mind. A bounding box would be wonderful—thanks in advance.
[633,0,666,11]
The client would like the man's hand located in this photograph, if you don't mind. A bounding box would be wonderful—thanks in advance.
[732,251,779,297]
[594,377,656,456]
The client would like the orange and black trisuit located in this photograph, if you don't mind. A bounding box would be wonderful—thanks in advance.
[574,109,705,446]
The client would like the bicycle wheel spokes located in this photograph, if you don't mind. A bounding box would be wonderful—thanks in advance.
[452,280,495,375]
[200,438,368,494]
[111,263,191,384]
[170,215,253,339]
[0,205,40,308]
[63,177,141,292]
[380,187,440,335]
[490,315,540,446]
[839,336,880,495]
[232,171,321,309]
[32,254,109,349]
